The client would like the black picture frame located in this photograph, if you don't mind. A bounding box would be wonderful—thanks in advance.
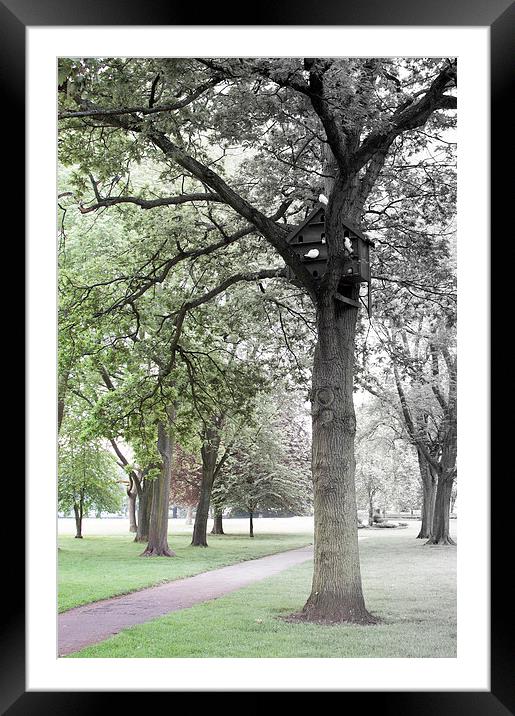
[7,0,509,712]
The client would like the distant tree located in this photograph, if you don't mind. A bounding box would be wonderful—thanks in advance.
[58,438,123,538]
[355,399,421,523]
[170,443,202,516]
[358,309,456,544]
[388,320,456,544]
[214,391,312,536]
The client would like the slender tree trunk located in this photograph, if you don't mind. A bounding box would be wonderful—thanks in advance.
[134,479,153,542]
[185,504,193,525]
[141,421,176,557]
[58,369,69,435]
[249,511,254,538]
[73,500,83,538]
[191,418,222,547]
[191,476,213,546]
[416,451,437,539]
[211,508,225,535]
[450,491,456,515]
[172,505,178,519]
[300,296,376,624]
[127,488,137,533]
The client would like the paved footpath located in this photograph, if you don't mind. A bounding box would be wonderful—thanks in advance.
[58,545,313,656]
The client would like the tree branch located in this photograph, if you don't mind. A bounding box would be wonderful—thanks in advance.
[429,343,448,412]
[148,129,317,297]
[393,363,441,473]
[61,90,317,297]
[352,61,457,172]
[78,191,223,213]
[58,75,224,119]
[303,59,349,170]
[98,204,291,316]
[162,267,286,376]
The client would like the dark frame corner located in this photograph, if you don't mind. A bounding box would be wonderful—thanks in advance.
[9,0,511,711]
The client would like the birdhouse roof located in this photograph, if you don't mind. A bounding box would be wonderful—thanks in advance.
[286,203,374,246]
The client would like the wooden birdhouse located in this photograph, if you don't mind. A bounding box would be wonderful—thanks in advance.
[340,224,374,285]
[286,205,328,281]
[286,204,374,285]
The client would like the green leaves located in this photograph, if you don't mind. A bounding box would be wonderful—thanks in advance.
[213,387,312,515]
[57,56,456,523]
[58,437,124,515]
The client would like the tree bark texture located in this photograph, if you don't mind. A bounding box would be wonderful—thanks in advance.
[141,421,176,557]
[301,296,376,624]
[426,476,455,545]
[134,479,153,543]
[426,421,457,545]
[416,450,437,539]
[191,417,223,547]
[211,509,225,535]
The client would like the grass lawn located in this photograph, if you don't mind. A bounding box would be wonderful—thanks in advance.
[68,528,457,658]
[58,532,312,612]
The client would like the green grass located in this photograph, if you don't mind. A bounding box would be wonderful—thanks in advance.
[68,529,456,658]
[58,532,312,612]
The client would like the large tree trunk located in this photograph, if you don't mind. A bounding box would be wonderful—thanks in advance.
[426,473,455,545]
[134,479,153,543]
[141,421,176,557]
[191,417,222,547]
[127,487,137,533]
[191,477,212,546]
[426,421,457,546]
[211,508,225,535]
[249,511,254,538]
[73,500,83,539]
[416,450,437,539]
[300,296,375,624]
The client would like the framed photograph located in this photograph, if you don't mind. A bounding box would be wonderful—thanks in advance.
[8,0,507,711]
